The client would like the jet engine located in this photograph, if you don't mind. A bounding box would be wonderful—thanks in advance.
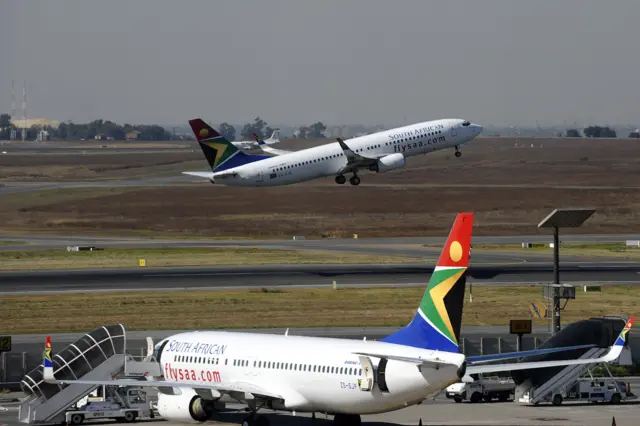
[157,388,218,423]
[368,153,406,173]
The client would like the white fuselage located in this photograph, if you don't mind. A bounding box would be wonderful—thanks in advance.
[158,331,464,415]
[215,118,480,186]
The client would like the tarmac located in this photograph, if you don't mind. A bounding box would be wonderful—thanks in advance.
[1,394,639,425]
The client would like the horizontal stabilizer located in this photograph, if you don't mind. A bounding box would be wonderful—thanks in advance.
[352,351,452,368]
[182,171,215,179]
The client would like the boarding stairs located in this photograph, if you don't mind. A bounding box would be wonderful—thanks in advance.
[18,325,162,425]
[517,347,608,404]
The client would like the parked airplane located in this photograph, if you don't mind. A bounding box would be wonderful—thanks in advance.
[42,213,633,426]
[232,128,280,151]
[183,117,483,186]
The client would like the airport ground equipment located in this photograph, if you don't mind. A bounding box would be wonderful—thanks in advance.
[546,377,635,406]
[445,376,515,403]
[64,385,154,425]
[517,345,634,405]
[18,324,162,425]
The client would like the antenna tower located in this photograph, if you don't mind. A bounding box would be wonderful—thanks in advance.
[10,80,16,140]
[22,80,27,142]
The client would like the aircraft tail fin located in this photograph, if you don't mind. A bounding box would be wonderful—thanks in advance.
[266,128,280,142]
[380,213,474,353]
[188,119,268,172]
[43,336,56,383]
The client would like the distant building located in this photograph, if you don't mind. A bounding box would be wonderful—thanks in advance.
[125,130,141,141]
[36,129,50,141]
[10,117,60,129]
[94,133,107,140]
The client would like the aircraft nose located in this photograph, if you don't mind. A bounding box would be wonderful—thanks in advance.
[472,124,483,135]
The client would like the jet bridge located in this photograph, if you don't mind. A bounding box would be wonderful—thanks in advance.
[18,324,162,425]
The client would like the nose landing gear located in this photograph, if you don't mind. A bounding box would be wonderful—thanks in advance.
[454,145,462,158]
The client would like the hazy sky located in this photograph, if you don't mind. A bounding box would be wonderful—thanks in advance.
[2,0,640,127]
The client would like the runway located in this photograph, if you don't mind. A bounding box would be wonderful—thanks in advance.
[1,231,639,252]
[1,262,639,295]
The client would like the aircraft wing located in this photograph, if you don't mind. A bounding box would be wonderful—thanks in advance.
[336,138,388,173]
[466,317,633,375]
[253,133,293,156]
[466,344,597,364]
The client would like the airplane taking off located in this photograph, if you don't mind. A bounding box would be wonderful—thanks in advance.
[232,128,281,151]
[183,117,483,186]
[42,213,633,426]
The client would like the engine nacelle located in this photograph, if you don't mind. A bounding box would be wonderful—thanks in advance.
[157,388,218,423]
[368,153,406,173]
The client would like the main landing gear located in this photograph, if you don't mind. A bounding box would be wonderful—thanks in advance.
[335,174,360,186]
[454,145,462,158]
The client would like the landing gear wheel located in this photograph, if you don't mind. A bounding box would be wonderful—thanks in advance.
[242,416,255,426]
[335,175,346,184]
[349,175,361,186]
[455,150,462,158]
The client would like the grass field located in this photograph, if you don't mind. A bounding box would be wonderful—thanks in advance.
[2,285,637,334]
[0,247,419,270]
[1,137,639,238]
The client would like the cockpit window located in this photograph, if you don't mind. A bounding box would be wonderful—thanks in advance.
[462,121,470,126]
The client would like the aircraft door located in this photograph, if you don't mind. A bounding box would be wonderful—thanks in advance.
[357,356,375,391]
[256,171,264,182]
[451,124,458,137]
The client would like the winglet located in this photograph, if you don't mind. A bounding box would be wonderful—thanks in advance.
[606,316,634,361]
[43,336,56,383]
[336,138,358,162]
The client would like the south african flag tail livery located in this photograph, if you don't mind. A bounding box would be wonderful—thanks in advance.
[188,119,270,173]
[381,213,472,352]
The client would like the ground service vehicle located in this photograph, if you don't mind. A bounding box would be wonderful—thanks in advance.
[548,378,635,406]
[446,377,515,403]
[65,385,153,425]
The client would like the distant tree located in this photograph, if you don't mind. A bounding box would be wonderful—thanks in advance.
[565,129,581,137]
[296,126,309,139]
[629,131,640,139]
[219,122,236,141]
[240,117,267,140]
[307,122,327,139]
[0,113,11,139]
[583,126,616,138]
[263,126,274,139]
